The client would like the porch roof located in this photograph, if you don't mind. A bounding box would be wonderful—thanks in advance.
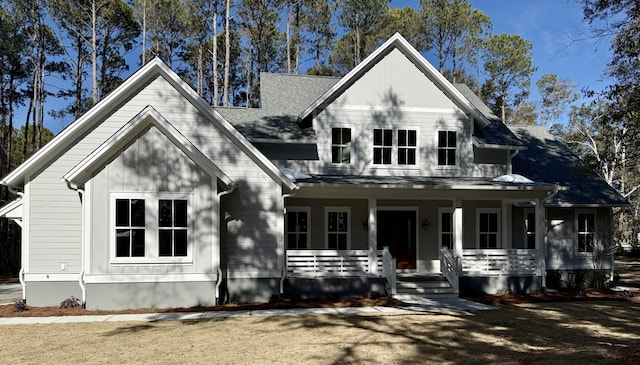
[295,174,562,191]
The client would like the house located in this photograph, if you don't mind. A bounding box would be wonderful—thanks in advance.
[0,34,627,310]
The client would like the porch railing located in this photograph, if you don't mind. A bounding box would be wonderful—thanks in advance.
[440,248,460,292]
[381,247,397,295]
[286,250,381,277]
[460,249,540,276]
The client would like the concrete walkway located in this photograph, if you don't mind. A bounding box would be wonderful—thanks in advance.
[0,293,493,326]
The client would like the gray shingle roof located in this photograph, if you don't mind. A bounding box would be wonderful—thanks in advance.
[509,125,628,206]
[216,73,339,142]
[453,84,524,149]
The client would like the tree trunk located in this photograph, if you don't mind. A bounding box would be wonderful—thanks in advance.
[223,0,230,106]
[91,0,98,104]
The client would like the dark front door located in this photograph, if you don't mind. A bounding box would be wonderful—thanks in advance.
[377,210,417,269]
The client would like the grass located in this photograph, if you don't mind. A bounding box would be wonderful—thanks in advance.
[1,300,639,364]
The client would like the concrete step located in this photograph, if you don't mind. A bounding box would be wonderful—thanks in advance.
[395,274,456,295]
[395,286,457,295]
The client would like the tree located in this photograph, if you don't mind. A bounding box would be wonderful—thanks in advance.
[375,6,422,47]
[147,0,188,68]
[482,33,537,123]
[536,73,578,128]
[303,0,335,73]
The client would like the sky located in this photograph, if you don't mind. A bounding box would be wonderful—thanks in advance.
[37,0,613,134]
[392,0,613,108]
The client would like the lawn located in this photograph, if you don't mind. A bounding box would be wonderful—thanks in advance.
[1,300,639,364]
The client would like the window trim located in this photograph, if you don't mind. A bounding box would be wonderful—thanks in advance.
[110,192,193,265]
[436,130,457,167]
[438,207,454,251]
[286,207,311,249]
[324,207,351,250]
[476,208,501,249]
[371,127,420,167]
[330,126,352,165]
[576,209,597,254]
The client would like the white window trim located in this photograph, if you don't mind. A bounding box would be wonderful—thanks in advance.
[325,207,351,250]
[286,206,311,249]
[436,130,458,168]
[438,207,454,251]
[110,192,193,265]
[524,208,536,249]
[370,127,420,167]
[576,209,597,254]
[476,208,501,249]
[330,125,354,165]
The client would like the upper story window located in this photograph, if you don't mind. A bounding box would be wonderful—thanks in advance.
[373,129,393,164]
[577,211,596,252]
[286,207,310,249]
[331,128,351,164]
[397,129,417,165]
[373,128,418,165]
[438,131,457,166]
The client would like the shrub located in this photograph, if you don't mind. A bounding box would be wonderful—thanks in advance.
[59,296,81,309]
[13,300,28,313]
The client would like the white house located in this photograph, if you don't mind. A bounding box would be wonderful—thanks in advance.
[0,34,627,310]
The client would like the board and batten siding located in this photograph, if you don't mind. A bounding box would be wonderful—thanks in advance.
[26,74,283,277]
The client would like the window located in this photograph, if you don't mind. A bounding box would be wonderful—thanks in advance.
[326,208,350,250]
[477,209,500,249]
[331,128,351,164]
[439,208,454,250]
[112,194,191,262]
[373,129,393,164]
[397,129,417,165]
[438,131,456,166]
[577,211,596,252]
[286,208,310,249]
[115,199,146,257]
[525,210,536,249]
[158,199,188,257]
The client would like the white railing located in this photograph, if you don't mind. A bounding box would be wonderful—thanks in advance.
[461,249,539,276]
[440,249,459,292]
[381,247,397,295]
[286,250,382,277]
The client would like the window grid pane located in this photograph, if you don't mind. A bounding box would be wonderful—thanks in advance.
[286,211,310,249]
[115,199,145,258]
[373,129,393,165]
[332,128,351,164]
[438,131,456,166]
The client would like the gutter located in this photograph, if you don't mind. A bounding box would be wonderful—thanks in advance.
[66,181,87,308]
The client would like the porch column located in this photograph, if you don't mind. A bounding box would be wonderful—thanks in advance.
[453,199,463,254]
[502,202,511,249]
[535,198,547,289]
[368,198,378,274]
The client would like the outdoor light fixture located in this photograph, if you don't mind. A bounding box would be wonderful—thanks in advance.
[422,219,431,231]
[362,219,368,230]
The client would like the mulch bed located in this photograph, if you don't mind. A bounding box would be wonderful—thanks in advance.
[463,288,639,306]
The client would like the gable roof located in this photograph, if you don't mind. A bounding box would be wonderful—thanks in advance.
[217,73,338,142]
[64,106,233,187]
[297,33,491,128]
[1,58,296,191]
[509,125,628,207]
[453,84,525,150]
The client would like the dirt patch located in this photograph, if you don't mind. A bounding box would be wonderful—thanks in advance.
[0,295,407,318]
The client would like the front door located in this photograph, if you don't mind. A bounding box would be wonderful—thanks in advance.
[377,210,417,269]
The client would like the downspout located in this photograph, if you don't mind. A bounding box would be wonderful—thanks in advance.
[280,186,299,294]
[8,186,26,302]
[66,181,86,308]
[507,149,520,175]
[216,182,237,305]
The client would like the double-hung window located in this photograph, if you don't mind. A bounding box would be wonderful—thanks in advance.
[439,208,454,250]
[286,207,310,249]
[577,211,596,252]
[477,209,500,249]
[331,128,351,164]
[438,131,457,166]
[326,207,350,250]
[115,198,146,257]
[373,129,393,165]
[158,199,188,257]
[397,129,417,165]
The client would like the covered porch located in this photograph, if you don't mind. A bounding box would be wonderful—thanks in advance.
[282,175,562,296]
